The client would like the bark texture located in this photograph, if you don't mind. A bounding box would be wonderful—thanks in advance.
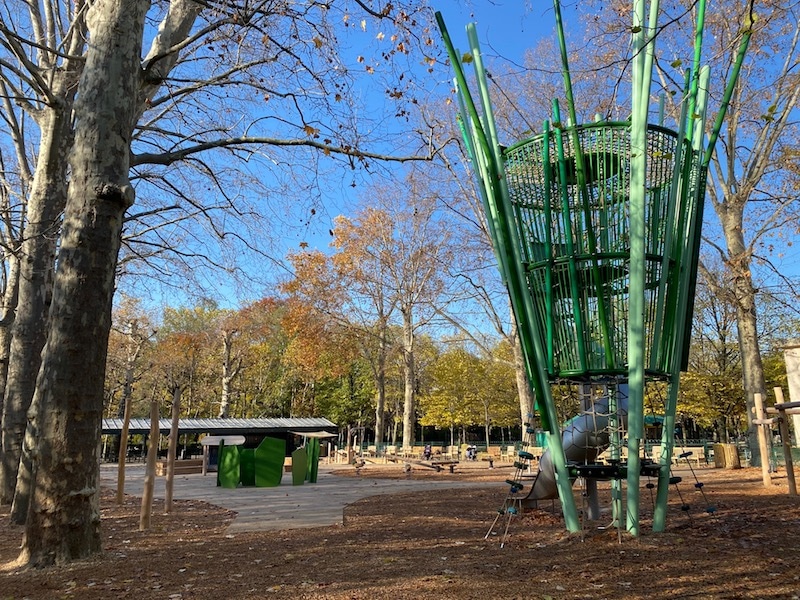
[1,108,72,505]
[719,205,766,465]
[19,0,147,567]
[0,0,87,507]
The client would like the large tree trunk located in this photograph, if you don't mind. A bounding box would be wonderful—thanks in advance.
[18,0,147,567]
[0,4,86,505]
[734,277,766,464]
[0,108,73,505]
[401,309,415,450]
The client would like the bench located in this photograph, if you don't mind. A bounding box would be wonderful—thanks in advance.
[155,458,203,476]
[649,445,707,467]
[674,447,707,467]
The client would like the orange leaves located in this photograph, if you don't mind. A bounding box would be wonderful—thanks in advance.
[281,298,356,380]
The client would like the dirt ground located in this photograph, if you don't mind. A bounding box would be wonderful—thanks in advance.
[2,462,799,599]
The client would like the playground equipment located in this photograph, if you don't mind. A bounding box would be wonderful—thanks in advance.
[758,387,799,495]
[437,0,752,535]
[486,421,540,546]
[217,436,285,488]
[215,435,322,489]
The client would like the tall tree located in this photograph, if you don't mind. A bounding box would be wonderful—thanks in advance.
[0,0,87,505]
[419,346,474,445]
[18,0,149,566]
[9,0,444,565]
[284,247,397,442]
[333,178,452,449]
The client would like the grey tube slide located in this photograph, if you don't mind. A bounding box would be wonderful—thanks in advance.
[527,386,629,501]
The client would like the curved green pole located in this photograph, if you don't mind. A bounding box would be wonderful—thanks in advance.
[436,12,579,532]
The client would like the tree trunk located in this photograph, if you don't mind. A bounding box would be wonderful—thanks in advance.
[0,107,72,505]
[115,393,132,505]
[719,208,766,466]
[484,403,491,450]
[19,0,147,567]
[510,323,535,427]
[219,330,234,418]
[401,309,415,450]
[165,387,181,513]
[9,390,39,525]
[112,319,142,480]
[374,332,387,446]
[0,254,20,406]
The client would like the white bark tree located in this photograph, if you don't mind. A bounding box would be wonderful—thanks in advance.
[19,0,148,566]
[0,1,88,505]
[218,325,243,418]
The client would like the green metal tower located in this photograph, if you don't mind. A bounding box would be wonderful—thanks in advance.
[437,1,752,535]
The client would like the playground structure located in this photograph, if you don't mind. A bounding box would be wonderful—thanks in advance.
[214,435,321,488]
[437,0,752,535]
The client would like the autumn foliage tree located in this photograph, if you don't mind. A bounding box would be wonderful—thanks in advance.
[332,182,452,450]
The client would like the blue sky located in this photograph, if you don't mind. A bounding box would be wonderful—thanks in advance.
[267,3,562,264]
[435,1,556,62]
[132,2,799,316]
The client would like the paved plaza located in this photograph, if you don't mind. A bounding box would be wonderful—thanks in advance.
[101,463,491,533]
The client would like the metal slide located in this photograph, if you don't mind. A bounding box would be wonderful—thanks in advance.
[526,388,629,501]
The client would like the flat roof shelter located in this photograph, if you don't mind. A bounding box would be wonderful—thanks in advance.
[102,417,337,438]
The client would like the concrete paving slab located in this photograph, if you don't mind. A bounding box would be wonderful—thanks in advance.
[101,464,495,533]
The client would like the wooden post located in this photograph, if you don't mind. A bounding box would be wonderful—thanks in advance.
[753,393,772,487]
[115,394,132,505]
[774,388,797,496]
[164,387,181,513]
[139,399,160,531]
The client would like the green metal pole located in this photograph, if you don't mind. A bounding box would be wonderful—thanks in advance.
[552,100,589,374]
[649,73,692,373]
[685,0,708,145]
[553,0,617,371]
[541,122,555,374]
[654,69,710,531]
[464,23,580,532]
[625,0,650,536]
